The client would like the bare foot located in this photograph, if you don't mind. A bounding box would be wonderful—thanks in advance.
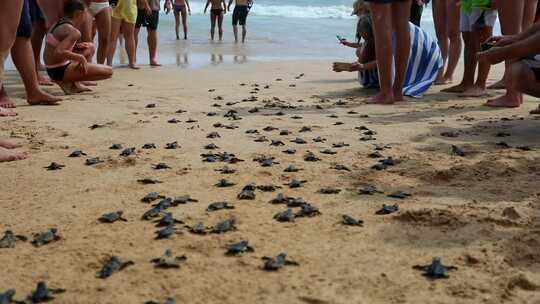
[485,94,522,108]
[393,88,405,102]
[150,61,162,67]
[441,83,471,93]
[487,79,505,90]
[0,87,16,108]
[0,107,17,117]
[434,76,452,85]
[530,106,540,115]
[367,92,395,104]
[459,86,488,97]
[73,82,92,93]
[81,81,97,86]
[27,90,62,105]
[0,137,22,149]
[0,147,27,162]
[38,75,54,86]
[129,64,140,70]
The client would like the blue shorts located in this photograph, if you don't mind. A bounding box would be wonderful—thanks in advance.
[29,0,45,22]
[17,0,32,38]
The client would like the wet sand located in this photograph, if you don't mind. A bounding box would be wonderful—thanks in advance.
[1,60,540,303]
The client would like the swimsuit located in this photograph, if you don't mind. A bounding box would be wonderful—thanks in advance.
[89,2,110,16]
[112,0,137,24]
[211,8,224,16]
[232,5,249,26]
[29,0,45,22]
[135,9,159,30]
[17,0,32,39]
[174,4,186,13]
[45,18,77,82]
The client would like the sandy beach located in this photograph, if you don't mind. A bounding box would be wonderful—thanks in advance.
[1,60,540,303]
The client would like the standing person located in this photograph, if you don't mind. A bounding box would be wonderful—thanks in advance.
[173,0,191,40]
[432,0,462,85]
[364,0,412,104]
[442,0,496,96]
[228,0,252,43]
[29,0,53,85]
[204,0,227,41]
[107,0,139,69]
[135,0,171,66]
[36,0,64,28]
[485,0,539,107]
[86,0,111,64]
[410,0,428,27]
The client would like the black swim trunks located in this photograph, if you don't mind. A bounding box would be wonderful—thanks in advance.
[17,0,32,38]
[211,8,223,16]
[136,9,159,30]
[46,62,71,82]
[29,0,44,22]
[232,5,249,26]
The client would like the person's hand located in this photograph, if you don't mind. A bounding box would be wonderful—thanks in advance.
[477,47,506,65]
[487,35,518,47]
[75,42,93,50]
[77,55,88,74]
[144,4,152,15]
[340,39,350,46]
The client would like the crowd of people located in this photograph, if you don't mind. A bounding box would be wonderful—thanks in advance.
[333,0,540,112]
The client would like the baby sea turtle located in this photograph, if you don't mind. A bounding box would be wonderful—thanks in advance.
[320,149,337,155]
[269,193,292,205]
[375,204,399,215]
[304,152,320,162]
[245,129,259,134]
[85,157,104,166]
[254,136,268,143]
[226,240,254,255]
[332,142,349,148]
[262,253,299,271]
[291,138,307,144]
[165,141,179,149]
[142,143,157,149]
[145,103,156,108]
[215,166,236,174]
[284,165,301,172]
[152,163,171,170]
[282,148,297,155]
[154,213,183,227]
[211,219,237,234]
[167,118,181,124]
[274,209,295,222]
[387,191,412,199]
[263,126,278,132]
[237,189,256,200]
[368,151,383,158]
[30,281,65,303]
[451,145,466,157]
[0,289,19,304]
[359,135,376,141]
[299,126,312,133]
[270,140,285,146]
[204,143,219,150]
[207,201,235,211]
[137,178,162,184]
[358,185,382,195]
[291,115,302,119]
[31,229,60,247]
[186,118,198,123]
[342,215,363,226]
[141,192,164,203]
[145,298,176,304]
[413,257,457,279]
[186,222,208,235]
[207,132,221,139]
[332,164,351,171]
[44,162,64,171]
[0,230,27,249]
[279,130,290,136]
[120,147,136,157]
[99,211,128,223]
[257,185,280,192]
[319,187,341,194]
[286,179,307,188]
[97,256,134,279]
[142,206,163,220]
[151,249,187,268]
[313,136,326,143]
[215,179,236,188]
[153,198,173,210]
[109,143,123,150]
[68,150,87,157]
[296,204,321,217]
[172,195,198,205]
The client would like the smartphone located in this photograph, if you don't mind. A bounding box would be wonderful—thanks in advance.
[481,41,495,52]
[336,35,345,42]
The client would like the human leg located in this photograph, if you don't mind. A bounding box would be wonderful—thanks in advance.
[122,20,139,69]
[486,61,533,107]
[443,0,462,83]
[218,12,224,40]
[0,147,27,162]
[390,0,412,101]
[174,9,181,40]
[210,12,216,40]
[107,17,122,66]
[0,0,24,109]
[368,2,394,104]
[432,0,449,84]
[180,6,188,39]
[63,62,113,82]
[95,6,112,64]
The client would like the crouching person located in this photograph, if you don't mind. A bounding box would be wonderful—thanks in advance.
[44,0,112,94]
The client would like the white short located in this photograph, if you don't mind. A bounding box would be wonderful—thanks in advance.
[460,8,497,32]
[89,1,110,16]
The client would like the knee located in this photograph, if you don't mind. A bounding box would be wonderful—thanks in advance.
[103,66,113,79]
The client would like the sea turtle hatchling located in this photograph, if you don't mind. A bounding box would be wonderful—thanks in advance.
[137,178,162,184]
[284,165,301,172]
[151,249,187,268]
[273,209,295,222]
[332,142,350,148]
[30,281,65,303]
[141,192,164,203]
[142,206,163,220]
[109,143,123,150]
[262,253,299,271]
[237,189,256,200]
[0,230,27,249]
[295,204,321,217]
[99,211,128,223]
[119,147,136,157]
[207,132,221,139]
[142,143,157,149]
[44,162,65,171]
[285,179,307,188]
[304,152,320,162]
[358,185,383,195]
[299,126,312,133]
[204,143,219,150]
[0,289,19,304]
[215,179,236,188]
[319,187,341,194]
[387,191,412,199]
[211,219,237,234]
[226,240,254,255]
[68,150,87,157]
[31,229,60,247]
[97,256,134,279]
[85,157,104,166]
[341,215,363,226]
[282,148,297,155]
[172,195,198,205]
[152,163,171,170]
[152,212,181,226]
[186,222,209,235]
[215,166,236,174]
[320,149,337,155]
[332,164,351,171]
[207,202,235,212]
[165,141,179,149]
[375,204,399,215]
[413,257,457,279]
[313,136,326,143]
[291,138,307,144]
[145,298,177,304]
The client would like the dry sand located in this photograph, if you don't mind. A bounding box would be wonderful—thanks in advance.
[1,61,540,304]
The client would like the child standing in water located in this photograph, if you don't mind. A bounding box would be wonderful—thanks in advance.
[204,0,227,41]
[44,0,112,93]
[173,0,191,40]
